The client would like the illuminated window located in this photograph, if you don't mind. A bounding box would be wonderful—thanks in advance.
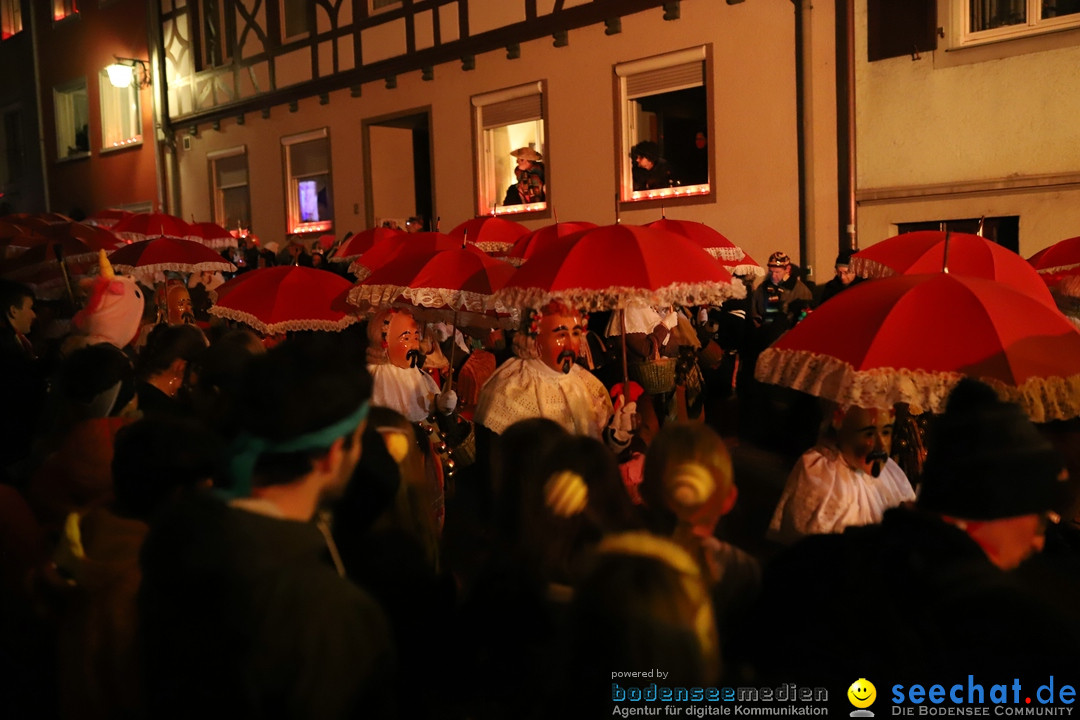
[99,68,142,150]
[471,81,548,217]
[53,79,89,160]
[209,147,251,233]
[953,0,1080,45]
[52,0,76,22]
[280,0,310,40]
[615,46,711,203]
[282,129,333,234]
[1,0,22,39]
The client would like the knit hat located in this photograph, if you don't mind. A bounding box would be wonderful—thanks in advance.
[917,379,1067,520]
[767,251,791,268]
[835,249,854,267]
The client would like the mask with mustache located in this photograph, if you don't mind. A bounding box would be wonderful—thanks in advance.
[556,349,576,374]
[867,451,889,478]
[405,348,426,369]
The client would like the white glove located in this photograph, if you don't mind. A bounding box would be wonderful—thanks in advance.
[436,389,458,415]
[611,393,637,444]
[661,311,679,329]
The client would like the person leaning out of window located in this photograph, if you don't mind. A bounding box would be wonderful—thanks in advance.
[503,147,546,205]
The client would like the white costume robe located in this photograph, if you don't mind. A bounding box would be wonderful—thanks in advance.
[368,362,440,422]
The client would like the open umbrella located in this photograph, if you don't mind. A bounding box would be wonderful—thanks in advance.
[754,272,1080,422]
[330,227,405,264]
[209,265,357,335]
[84,208,135,228]
[108,237,236,275]
[449,216,530,254]
[349,231,459,281]
[0,236,101,279]
[187,221,240,249]
[112,212,192,243]
[851,230,1056,308]
[494,223,743,311]
[503,221,597,266]
[643,218,761,276]
[1028,235,1080,283]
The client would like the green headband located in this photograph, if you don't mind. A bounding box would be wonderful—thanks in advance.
[223,400,370,499]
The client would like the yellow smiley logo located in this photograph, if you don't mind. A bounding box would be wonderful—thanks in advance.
[848,678,876,709]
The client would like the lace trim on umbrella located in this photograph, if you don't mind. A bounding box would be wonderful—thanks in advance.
[116,231,189,244]
[111,260,236,275]
[348,284,404,308]
[705,246,745,262]
[1037,261,1080,276]
[186,234,238,249]
[208,305,357,335]
[755,347,1080,422]
[493,279,746,312]
[475,241,515,254]
[724,262,765,278]
[349,261,372,281]
[402,287,498,313]
[849,257,896,279]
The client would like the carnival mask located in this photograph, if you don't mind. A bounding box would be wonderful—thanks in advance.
[386,311,424,369]
[535,307,583,374]
[833,406,895,478]
[166,284,195,325]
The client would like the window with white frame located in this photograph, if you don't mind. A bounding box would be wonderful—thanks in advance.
[52,0,76,22]
[955,0,1080,45]
[53,79,89,160]
[282,129,332,234]
[280,0,311,40]
[210,147,251,234]
[471,81,547,216]
[615,46,711,203]
[99,69,141,150]
[1,0,22,39]
[0,105,23,187]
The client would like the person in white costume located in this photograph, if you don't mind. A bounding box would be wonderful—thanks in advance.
[366,307,456,422]
[474,301,634,448]
[769,404,914,544]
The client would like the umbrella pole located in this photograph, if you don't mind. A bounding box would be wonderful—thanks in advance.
[447,310,459,393]
[53,244,77,309]
[619,307,639,430]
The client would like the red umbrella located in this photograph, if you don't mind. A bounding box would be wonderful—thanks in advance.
[494,223,743,311]
[330,227,405,264]
[449,216,529,254]
[850,230,1055,308]
[643,218,761,276]
[350,245,517,314]
[5,212,73,231]
[755,272,1080,422]
[47,222,127,254]
[108,237,236,275]
[84,208,135,228]
[112,212,192,243]
[187,221,240,249]
[349,231,460,281]
[209,265,358,335]
[503,221,597,266]
[1028,235,1080,281]
[0,236,101,279]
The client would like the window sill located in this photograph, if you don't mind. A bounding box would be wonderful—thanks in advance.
[492,201,547,217]
[940,23,1080,65]
[100,137,144,154]
[290,220,333,234]
[56,151,90,164]
[623,183,710,203]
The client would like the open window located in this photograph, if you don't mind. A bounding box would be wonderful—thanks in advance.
[53,78,89,160]
[615,46,711,203]
[1,0,23,39]
[209,146,251,234]
[99,68,142,150]
[471,81,547,217]
[282,128,333,234]
[52,0,76,22]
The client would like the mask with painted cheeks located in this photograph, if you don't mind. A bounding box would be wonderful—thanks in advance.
[534,305,584,374]
[385,311,425,369]
[833,405,895,478]
[166,284,195,325]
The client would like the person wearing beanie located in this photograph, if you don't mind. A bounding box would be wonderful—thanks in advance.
[749,250,812,339]
[742,379,1075,684]
[817,247,860,306]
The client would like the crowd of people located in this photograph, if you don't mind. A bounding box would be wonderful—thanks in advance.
[1,243,1078,719]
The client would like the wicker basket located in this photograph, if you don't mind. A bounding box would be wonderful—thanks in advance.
[628,356,677,395]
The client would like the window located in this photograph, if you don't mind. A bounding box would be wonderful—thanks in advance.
[896,216,1019,253]
[616,46,710,203]
[53,79,89,160]
[210,147,251,234]
[99,69,142,150]
[471,81,548,216]
[282,129,332,234]
[1,0,22,39]
[0,106,23,186]
[369,0,402,14]
[281,0,311,39]
[52,0,76,22]
[198,0,232,69]
[868,0,937,61]
[955,0,1080,45]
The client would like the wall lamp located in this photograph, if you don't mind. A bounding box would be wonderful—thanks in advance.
[106,57,151,89]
